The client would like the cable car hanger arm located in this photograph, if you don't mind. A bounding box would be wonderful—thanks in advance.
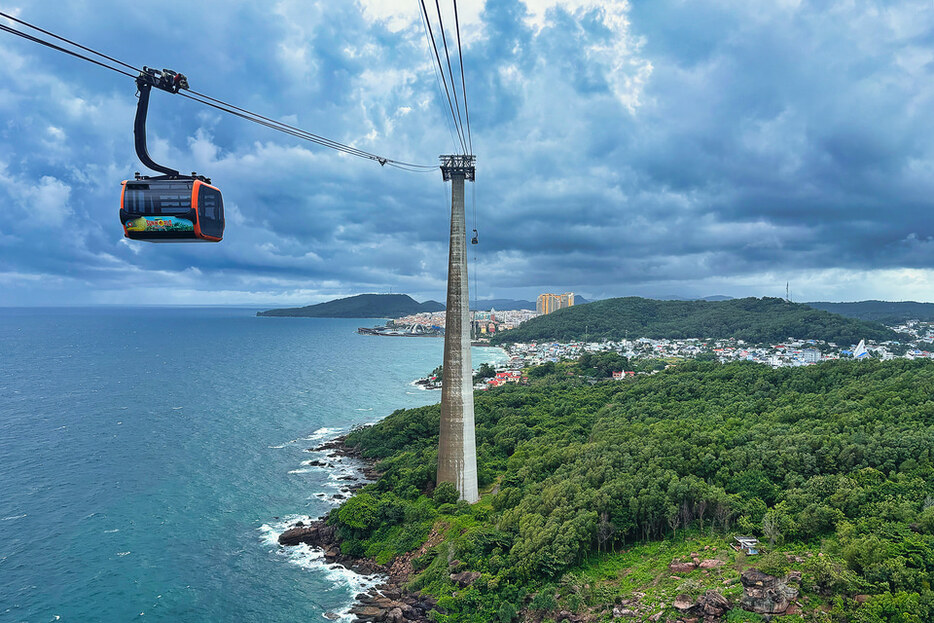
[134,67,189,178]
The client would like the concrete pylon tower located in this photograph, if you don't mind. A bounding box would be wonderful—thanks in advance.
[437,154,478,503]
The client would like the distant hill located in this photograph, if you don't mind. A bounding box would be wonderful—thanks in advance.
[257,294,444,318]
[471,299,535,311]
[490,296,902,345]
[805,300,934,324]
[656,294,734,301]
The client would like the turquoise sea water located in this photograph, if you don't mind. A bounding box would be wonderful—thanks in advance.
[0,307,505,622]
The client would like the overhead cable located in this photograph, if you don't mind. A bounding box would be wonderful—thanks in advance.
[0,12,436,171]
[416,0,461,154]
[452,0,472,155]
[418,0,467,154]
[432,0,467,154]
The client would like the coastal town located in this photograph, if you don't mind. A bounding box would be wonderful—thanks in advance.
[407,294,934,390]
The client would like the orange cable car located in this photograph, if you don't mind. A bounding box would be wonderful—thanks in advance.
[120,67,224,243]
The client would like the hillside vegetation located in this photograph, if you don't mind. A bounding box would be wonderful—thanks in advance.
[333,359,934,622]
[257,294,443,318]
[806,300,934,324]
[490,296,901,345]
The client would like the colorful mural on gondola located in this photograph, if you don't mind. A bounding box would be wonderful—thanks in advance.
[125,216,194,232]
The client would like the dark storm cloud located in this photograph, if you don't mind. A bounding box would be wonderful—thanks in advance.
[2,0,934,304]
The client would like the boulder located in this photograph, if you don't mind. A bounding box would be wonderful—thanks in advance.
[669,561,697,574]
[698,590,730,618]
[449,571,482,587]
[612,605,637,617]
[698,559,723,569]
[740,568,798,615]
[673,594,696,611]
[348,605,383,621]
[277,522,336,547]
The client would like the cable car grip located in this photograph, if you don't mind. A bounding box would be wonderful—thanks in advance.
[133,66,190,178]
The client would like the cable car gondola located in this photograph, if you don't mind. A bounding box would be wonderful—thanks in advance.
[120,67,224,242]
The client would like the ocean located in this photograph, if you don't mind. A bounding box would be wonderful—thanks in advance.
[0,307,507,622]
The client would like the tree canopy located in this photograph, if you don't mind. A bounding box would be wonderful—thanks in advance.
[490,297,901,345]
[331,359,934,621]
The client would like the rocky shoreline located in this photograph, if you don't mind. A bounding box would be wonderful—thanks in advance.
[278,434,437,623]
[278,435,806,623]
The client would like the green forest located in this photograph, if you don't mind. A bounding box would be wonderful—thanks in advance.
[805,301,934,324]
[331,359,934,622]
[490,297,901,345]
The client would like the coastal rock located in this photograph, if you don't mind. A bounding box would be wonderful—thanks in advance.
[348,605,384,621]
[740,568,798,614]
[450,571,481,587]
[277,521,336,547]
[669,561,697,574]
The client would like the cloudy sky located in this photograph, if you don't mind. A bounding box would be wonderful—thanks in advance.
[1,0,933,306]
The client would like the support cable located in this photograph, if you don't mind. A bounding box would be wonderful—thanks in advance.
[0,12,436,170]
[0,23,136,79]
[432,0,467,155]
[418,0,467,153]
[416,0,460,154]
[452,0,472,155]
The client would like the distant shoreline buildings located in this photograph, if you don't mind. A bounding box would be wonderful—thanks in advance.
[537,292,575,315]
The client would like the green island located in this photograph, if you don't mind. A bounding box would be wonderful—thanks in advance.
[489,297,902,345]
[328,358,934,622]
[257,293,444,318]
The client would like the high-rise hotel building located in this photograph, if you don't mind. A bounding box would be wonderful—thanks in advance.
[537,293,575,315]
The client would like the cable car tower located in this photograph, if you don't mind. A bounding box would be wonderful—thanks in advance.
[437,154,478,503]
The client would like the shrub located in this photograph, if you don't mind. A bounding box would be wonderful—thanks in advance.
[433,482,460,505]
[529,589,557,612]
[755,551,791,577]
[497,601,517,622]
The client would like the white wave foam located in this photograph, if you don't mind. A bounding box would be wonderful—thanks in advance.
[272,427,344,449]
[306,427,342,441]
[258,515,385,621]
[354,408,373,412]
[1,513,26,521]
[104,529,120,533]
[116,551,131,556]
[288,468,315,474]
